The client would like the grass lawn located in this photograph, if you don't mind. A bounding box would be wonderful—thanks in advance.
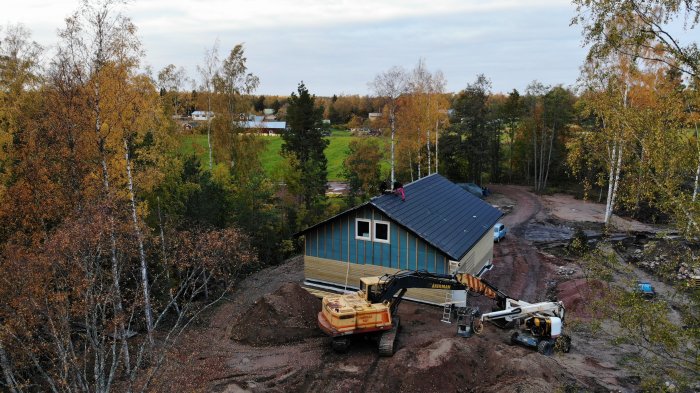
[178,134,209,164]
[177,130,388,181]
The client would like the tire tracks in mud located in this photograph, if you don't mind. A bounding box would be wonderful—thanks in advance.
[485,185,549,301]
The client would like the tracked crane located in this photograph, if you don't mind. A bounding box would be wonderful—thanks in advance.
[317,270,570,356]
[473,298,571,354]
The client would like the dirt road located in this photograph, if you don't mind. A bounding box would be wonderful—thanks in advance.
[154,185,641,392]
[488,185,542,234]
[483,185,555,302]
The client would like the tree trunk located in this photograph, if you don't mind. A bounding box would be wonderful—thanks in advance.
[0,343,18,393]
[207,103,213,171]
[610,143,623,224]
[688,119,700,233]
[427,127,431,175]
[539,128,546,192]
[417,138,422,179]
[533,125,538,191]
[605,139,622,225]
[390,107,396,185]
[435,120,439,174]
[543,124,555,191]
[157,197,181,318]
[95,95,131,373]
[604,140,615,224]
[124,139,154,344]
[509,124,515,183]
[605,82,630,226]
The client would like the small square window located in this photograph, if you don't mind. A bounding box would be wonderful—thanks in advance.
[373,221,390,243]
[356,219,371,240]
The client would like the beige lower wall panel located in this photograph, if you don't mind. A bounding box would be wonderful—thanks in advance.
[457,231,493,273]
[305,256,447,304]
[472,231,494,269]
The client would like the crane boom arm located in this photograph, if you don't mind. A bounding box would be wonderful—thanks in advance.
[479,299,565,322]
[453,273,505,300]
[367,270,508,315]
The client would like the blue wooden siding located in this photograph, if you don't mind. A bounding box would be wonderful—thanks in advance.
[305,206,448,274]
[436,254,446,274]
[389,222,398,269]
[408,235,416,270]
[305,207,448,273]
[348,215,357,263]
[307,228,317,257]
[417,242,426,270]
[427,246,435,272]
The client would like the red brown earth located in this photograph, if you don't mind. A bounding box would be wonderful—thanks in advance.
[230,282,321,346]
[153,185,653,392]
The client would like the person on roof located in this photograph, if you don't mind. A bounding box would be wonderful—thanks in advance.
[393,181,405,201]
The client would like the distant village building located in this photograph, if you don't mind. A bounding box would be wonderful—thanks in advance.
[191,111,215,121]
[368,112,382,122]
[263,108,276,120]
[238,114,287,136]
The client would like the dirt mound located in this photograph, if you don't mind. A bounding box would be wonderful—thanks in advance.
[230,282,322,346]
[366,337,577,392]
[557,278,606,319]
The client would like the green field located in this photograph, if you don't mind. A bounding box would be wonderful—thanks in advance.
[178,130,386,181]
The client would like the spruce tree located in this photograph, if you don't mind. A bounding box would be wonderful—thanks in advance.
[281,82,329,224]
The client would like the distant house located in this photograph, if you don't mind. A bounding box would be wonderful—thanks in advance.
[299,174,502,304]
[263,108,277,121]
[238,114,287,135]
[191,111,215,121]
[368,112,382,122]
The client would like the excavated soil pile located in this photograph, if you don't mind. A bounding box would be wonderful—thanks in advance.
[302,336,579,392]
[557,278,606,319]
[230,282,322,346]
[387,338,577,392]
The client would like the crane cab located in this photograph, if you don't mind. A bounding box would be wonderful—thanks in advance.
[359,277,386,303]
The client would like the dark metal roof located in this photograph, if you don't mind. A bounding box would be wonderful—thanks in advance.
[370,174,502,260]
[296,174,502,261]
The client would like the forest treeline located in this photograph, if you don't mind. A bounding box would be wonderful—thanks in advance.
[0,0,699,391]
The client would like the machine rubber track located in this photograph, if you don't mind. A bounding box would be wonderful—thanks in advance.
[332,337,349,353]
[378,317,400,357]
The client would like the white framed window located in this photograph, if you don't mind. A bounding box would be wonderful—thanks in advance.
[355,218,371,240]
[373,220,390,243]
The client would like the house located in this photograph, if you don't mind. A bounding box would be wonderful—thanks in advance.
[192,111,215,121]
[263,108,277,121]
[368,112,382,122]
[238,114,287,135]
[299,174,502,304]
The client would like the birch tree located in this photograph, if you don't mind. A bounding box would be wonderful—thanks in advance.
[211,44,262,181]
[197,40,219,171]
[576,57,634,225]
[370,66,408,184]
[157,63,189,116]
[57,0,143,374]
[0,24,42,206]
[572,0,700,79]
[573,0,700,228]
[406,59,448,177]
[0,3,264,391]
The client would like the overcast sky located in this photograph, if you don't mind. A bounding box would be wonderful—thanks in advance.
[6,0,591,96]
